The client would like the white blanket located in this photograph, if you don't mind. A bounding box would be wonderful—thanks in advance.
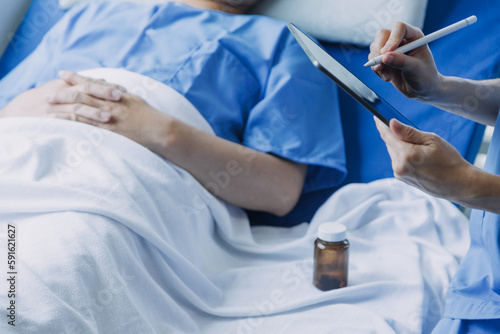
[0,70,468,333]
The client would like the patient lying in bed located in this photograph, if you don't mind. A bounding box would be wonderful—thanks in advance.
[0,0,346,227]
[0,2,472,333]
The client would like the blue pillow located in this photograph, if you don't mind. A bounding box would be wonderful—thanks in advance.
[0,0,65,78]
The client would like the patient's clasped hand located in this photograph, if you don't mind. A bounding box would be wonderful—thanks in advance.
[0,1,477,332]
[0,0,347,227]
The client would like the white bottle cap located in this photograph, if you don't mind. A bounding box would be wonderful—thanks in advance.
[318,222,347,242]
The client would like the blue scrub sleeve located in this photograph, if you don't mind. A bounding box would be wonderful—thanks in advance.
[243,37,347,192]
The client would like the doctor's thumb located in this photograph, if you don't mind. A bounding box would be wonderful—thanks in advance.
[389,119,426,145]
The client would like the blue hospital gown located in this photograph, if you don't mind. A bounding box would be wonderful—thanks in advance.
[0,1,346,227]
[433,110,500,332]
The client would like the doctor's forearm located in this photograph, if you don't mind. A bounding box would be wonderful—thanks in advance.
[422,76,500,126]
[152,117,307,216]
[451,166,500,215]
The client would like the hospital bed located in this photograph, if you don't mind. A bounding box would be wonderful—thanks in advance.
[0,0,499,333]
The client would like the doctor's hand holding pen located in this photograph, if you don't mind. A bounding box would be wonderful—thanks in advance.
[369,21,500,214]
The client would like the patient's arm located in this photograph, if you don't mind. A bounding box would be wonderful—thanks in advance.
[159,119,307,216]
[45,72,307,216]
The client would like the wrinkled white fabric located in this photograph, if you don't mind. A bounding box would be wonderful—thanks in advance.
[0,68,467,333]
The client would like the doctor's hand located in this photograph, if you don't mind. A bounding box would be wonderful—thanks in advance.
[369,22,441,100]
[374,117,476,201]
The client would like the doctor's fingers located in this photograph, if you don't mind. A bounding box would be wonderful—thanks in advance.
[374,117,415,157]
[375,125,407,177]
[46,103,112,123]
[381,22,424,54]
[375,118,428,177]
[369,31,400,81]
[375,120,414,179]
[58,71,126,102]
[369,29,391,72]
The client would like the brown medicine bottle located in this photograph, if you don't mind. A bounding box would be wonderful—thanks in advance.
[313,222,349,291]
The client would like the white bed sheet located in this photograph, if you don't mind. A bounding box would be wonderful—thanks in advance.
[0,69,468,333]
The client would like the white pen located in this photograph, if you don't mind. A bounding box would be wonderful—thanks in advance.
[364,15,477,67]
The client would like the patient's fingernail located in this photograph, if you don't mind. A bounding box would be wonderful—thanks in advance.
[117,85,127,92]
[99,111,112,121]
[111,89,122,100]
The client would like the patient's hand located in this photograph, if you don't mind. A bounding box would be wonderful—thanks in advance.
[48,71,171,152]
[49,71,307,216]
[1,72,126,122]
[1,79,68,118]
